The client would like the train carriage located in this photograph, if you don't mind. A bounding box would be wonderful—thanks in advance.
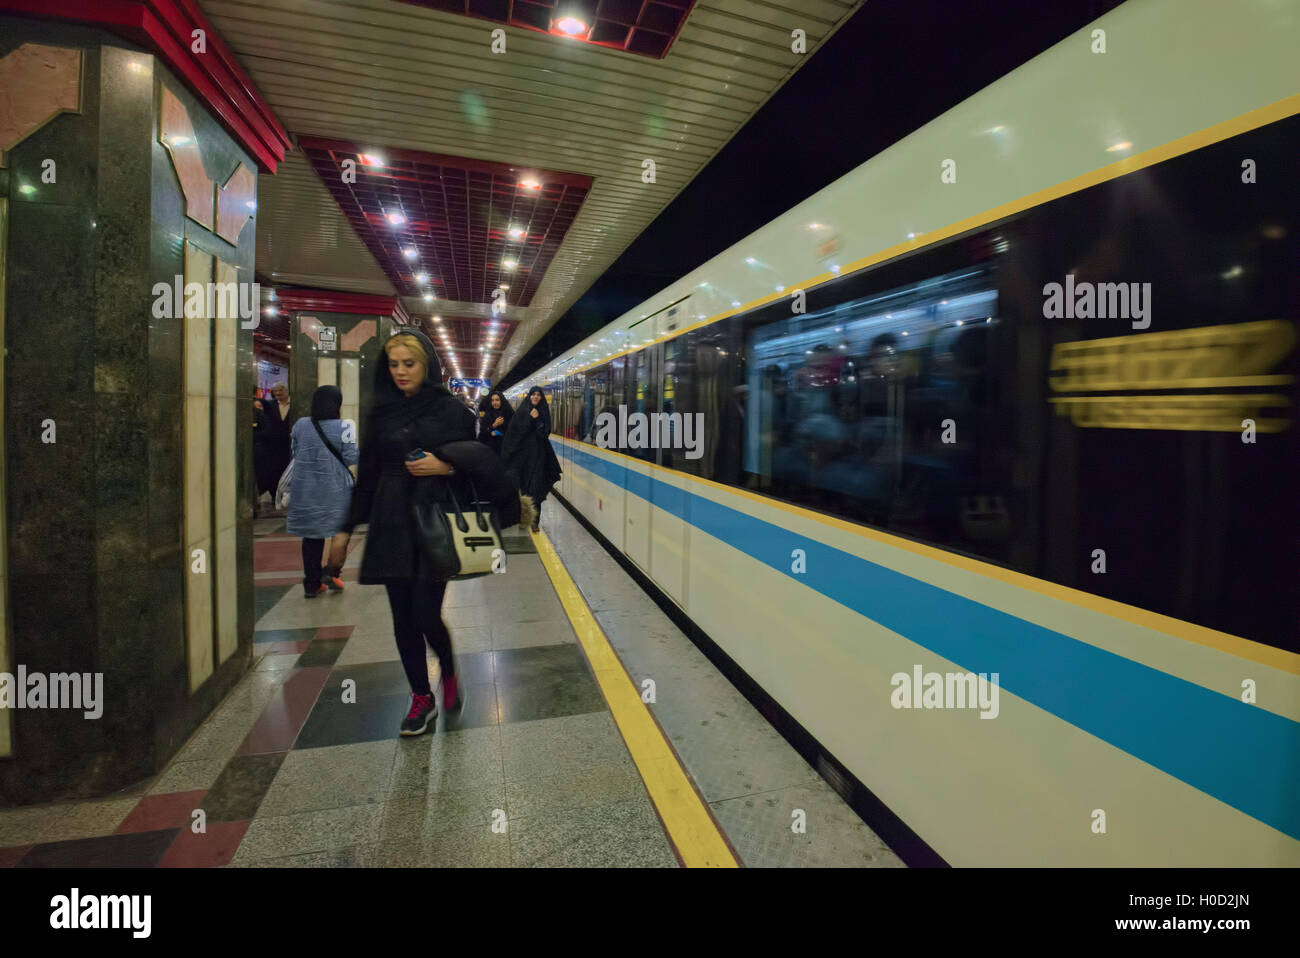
[507,0,1299,866]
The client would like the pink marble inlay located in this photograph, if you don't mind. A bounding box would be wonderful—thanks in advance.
[340,319,377,352]
[0,44,81,153]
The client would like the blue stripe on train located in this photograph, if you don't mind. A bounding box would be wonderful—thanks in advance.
[556,439,1300,841]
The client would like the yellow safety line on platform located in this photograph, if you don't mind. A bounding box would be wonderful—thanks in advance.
[530,527,739,868]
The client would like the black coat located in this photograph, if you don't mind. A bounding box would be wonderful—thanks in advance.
[345,329,478,583]
[253,399,294,493]
[479,394,514,457]
[502,393,562,505]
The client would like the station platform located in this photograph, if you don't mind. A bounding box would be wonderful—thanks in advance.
[0,506,901,868]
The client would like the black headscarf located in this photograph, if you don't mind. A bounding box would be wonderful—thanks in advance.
[310,384,342,422]
[372,328,446,407]
[367,327,451,431]
[523,386,550,431]
[488,390,514,427]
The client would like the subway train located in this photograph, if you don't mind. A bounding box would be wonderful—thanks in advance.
[505,0,1299,866]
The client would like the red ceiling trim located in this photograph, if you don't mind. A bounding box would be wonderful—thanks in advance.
[298,136,592,308]
[0,0,291,172]
[273,289,408,322]
[296,135,594,189]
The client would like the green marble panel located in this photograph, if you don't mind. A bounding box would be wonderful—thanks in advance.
[93,45,154,398]
[94,392,149,572]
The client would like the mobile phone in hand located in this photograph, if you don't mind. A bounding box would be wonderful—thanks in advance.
[406,448,426,461]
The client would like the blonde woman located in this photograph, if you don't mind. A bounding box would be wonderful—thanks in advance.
[340,329,476,735]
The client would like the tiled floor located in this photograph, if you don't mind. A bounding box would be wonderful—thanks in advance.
[0,506,902,868]
[0,516,674,868]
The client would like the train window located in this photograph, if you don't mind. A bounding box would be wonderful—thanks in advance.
[628,345,657,461]
[581,364,610,442]
[662,321,744,478]
[566,372,584,440]
[743,265,1007,561]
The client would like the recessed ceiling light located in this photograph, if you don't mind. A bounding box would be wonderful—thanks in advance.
[360,153,385,166]
[497,284,509,291]
[508,227,525,240]
[519,178,541,190]
[423,293,433,302]
[403,248,417,259]
[554,16,587,36]
[502,259,517,270]
[415,272,428,283]
[386,211,406,226]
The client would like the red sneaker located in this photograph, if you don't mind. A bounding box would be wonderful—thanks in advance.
[442,675,463,712]
[400,693,436,736]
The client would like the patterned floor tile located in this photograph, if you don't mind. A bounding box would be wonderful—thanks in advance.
[201,753,287,823]
[500,712,634,783]
[18,829,180,868]
[0,798,140,847]
[115,790,207,834]
[228,803,383,865]
[158,820,251,868]
[360,825,510,867]
[508,795,676,868]
[256,741,397,817]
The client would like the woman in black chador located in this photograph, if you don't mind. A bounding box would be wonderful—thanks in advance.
[339,328,526,736]
[479,390,514,456]
[502,386,562,532]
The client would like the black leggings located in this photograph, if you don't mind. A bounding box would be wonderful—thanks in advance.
[301,538,324,590]
[384,580,454,697]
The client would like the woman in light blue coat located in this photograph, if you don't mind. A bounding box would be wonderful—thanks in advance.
[286,385,359,597]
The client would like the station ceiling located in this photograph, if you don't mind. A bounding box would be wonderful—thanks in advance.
[202,0,863,381]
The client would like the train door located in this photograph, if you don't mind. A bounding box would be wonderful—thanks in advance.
[650,336,687,607]
[623,344,659,574]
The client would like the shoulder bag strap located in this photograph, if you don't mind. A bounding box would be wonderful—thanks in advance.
[312,418,355,486]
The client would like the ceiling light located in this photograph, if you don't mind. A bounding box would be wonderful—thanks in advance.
[386,212,406,226]
[519,178,541,190]
[415,272,428,283]
[554,16,588,36]
[403,248,417,259]
[508,227,525,239]
[360,153,385,166]
[497,284,509,291]
[1106,141,1133,153]
[265,306,278,317]
[423,293,433,302]
[502,259,517,270]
